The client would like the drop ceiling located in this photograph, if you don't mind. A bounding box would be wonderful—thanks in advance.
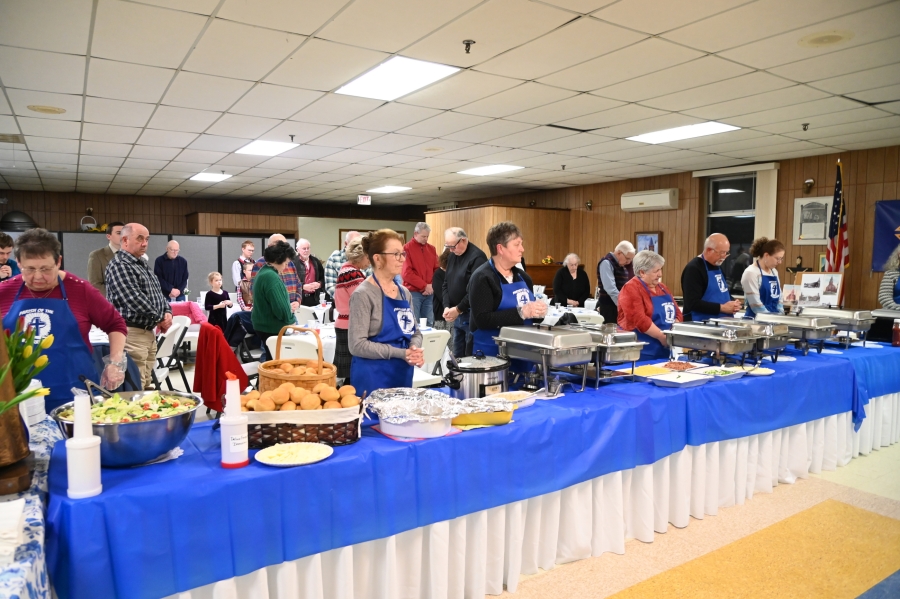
[0,0,899,206]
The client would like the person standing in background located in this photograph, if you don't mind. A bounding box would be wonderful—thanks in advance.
[154,240,189,302]
[402,222,439,327]
[294,238,325,307]
[333,237,370,384]
[231,240,255,290]
[432,249,450,331]
[250,234,300,311]
[597,241,635,325]
[325,230,362,298]
[86,221,124,296]
[0,233,21,283]
[552,253,592,307]
[204,272,232,332]
[442,227,488,357]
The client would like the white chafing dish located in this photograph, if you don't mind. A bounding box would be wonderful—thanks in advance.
[494,324,597,392]
[707,317,791,361]
[796,307,876,348]
[554,323,647,388]
[663,322,760,365]
[753,312,833,355]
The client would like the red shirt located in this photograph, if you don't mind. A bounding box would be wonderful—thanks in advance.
[0,272,128,350]
[617,277,683,334]
[401,238,438,293]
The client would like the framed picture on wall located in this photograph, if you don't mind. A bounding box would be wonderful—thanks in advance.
[338,228,406,249]
[818,252,827,271]
[793,196,834,245]
[635,231,662,254]
[793,271,843,307]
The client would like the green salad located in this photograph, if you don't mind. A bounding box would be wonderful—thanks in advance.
[704,369,736,376]
[58,392,197,424]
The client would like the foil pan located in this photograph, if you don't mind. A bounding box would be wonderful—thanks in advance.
[364,387,512,424]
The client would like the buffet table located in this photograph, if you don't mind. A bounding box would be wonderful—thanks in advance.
[42,346,900,599]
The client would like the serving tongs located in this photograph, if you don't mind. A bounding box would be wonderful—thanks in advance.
[79,374,113,404]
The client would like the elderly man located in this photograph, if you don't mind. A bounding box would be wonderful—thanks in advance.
[231,240,255,289]
[596,240,635,324]
[106,223,173,388]
[402,222,439,326]
[442,226,488,357]
[325,230,362,297]
[0,232,21,282]
[86,221,124,296]
[681,233,743,322]
[250,234,300,311]
[294,238,325,307]
[154,240,189,302]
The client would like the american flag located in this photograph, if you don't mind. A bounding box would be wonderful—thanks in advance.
[825,161,848,301]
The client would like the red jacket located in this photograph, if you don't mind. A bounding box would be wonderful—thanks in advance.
[617,277,683,333]
[401,238,439,293]
[193,322,249,413]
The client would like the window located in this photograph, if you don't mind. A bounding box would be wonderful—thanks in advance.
[707,174,756,294]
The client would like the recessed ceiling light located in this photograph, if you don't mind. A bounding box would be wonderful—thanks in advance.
[336,56,460,101]
[627,122,739,144]
[235,140,299,157]
[458,165,524,176]
[798,30,853,48]
[718,188,745,193]
[367,185,411,193]
[190,172,232,182]
[27,105,66,115]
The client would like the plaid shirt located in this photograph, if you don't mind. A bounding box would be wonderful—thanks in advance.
[250,257,300,304]
[324,249,345,297]
[105,250,171,328]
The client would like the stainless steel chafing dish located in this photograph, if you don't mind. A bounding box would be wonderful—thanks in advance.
[796,307,876,348]
[664,322,759,364]
[495,324,597,392]
[707,317,791,359]
[754,313,833,355]
[555,323,646,388]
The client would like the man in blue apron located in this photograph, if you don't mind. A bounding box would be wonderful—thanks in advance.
[680,233,742,322]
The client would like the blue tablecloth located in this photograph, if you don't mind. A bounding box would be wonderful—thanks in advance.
[45,349,898,599]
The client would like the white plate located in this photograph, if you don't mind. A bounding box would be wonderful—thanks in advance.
[255,442,333,467]
[648,372,712,388]
[688,366,746,381]
[740,365,775,376]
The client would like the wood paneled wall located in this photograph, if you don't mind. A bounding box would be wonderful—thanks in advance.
[187,213,299,237]
[456,144,900,308]
[0,190,425,235]
[424,205,571,265]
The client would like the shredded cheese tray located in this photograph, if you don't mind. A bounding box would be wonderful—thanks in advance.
[620,365,672,377]
[255,442,333,467]
[740,365,775,376]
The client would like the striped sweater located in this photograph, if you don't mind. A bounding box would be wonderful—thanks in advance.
[878,269,899,310]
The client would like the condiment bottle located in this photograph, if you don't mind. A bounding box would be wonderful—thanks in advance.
[893,319,900,348]
[66,392,102,499]
[220,372,249,468]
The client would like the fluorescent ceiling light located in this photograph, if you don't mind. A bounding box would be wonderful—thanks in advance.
[627,122,739,144]
[718,188,745,193]
[336,56,460,101]
[235,140,299,156]
[458,164,524,176]
[190,172,232,182]
[367,185,411,193]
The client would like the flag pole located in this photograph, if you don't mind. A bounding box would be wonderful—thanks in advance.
[835,159,846,306]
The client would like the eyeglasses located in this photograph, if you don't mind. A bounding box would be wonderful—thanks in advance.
[379,251,407,260]
[21,267,57,276]
[443,240,462,250]
[712,248,730,256]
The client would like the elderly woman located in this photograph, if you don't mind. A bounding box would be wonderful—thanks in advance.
[618,250,683,360]
[251,241,298,361]
[741,237,785,319]
[334,237,370,382]
[469,221,547,357]
[879,243,900,310]
[552,253,591,307]
[0,228,127,411]
[349,229,424,397]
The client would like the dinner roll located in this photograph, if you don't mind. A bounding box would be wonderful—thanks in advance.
[289,387,306,403]
[257,397,276,411]
[340,395,360,408]
[299,394,321,410]
[320,387,340,402]
[280,363,294,373]
[271,387,290,405]
[290,366,305,376]
[338,385,356,397]
[312,382,329,394]
[323,400,342,409]
[279,401,296,411]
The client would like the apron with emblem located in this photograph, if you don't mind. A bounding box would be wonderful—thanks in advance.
[744,261,781,319]
[691,256,732,322]
[634,279,677,361]
[472,260,534,357]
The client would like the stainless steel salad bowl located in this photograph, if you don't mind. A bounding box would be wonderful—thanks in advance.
[50,390,203,467]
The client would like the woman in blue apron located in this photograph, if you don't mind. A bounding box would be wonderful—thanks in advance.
[741,237,785,319]
[0,229,128,412]
[877,243,900,311]
[349,230,424,398]
[618,251,683,361]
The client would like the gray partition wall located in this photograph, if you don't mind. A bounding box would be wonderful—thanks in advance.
[59,232,107,281]
[170,235,219,304]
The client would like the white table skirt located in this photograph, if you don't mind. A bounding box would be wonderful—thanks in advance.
[169,392,899,599]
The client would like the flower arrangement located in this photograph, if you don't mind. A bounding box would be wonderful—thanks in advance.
[0,317,51,418]
[541,255,554,264]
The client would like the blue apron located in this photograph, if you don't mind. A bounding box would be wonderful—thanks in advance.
[634,279,677,361]
[350,278,415,398]
[2,277,99,412]
[744,261,781,319]
[691,256,731,322]
[472,260,534,357]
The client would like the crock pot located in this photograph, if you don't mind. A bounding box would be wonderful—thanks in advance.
[444,351,509,399]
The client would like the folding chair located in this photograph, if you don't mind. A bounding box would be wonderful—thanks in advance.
[413,329,451,387]
[151,323,189,391]
[266,333,318,361]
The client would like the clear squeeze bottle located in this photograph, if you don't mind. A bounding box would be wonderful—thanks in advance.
[220,372,249,468]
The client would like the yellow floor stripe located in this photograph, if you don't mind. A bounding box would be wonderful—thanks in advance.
[609,500,900,599]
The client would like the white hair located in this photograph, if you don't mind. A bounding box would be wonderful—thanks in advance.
[296,238,310,248]
[414,222,431,234]
[343,230,360,244]
[615,240,635,255]
[445,227,467,240]
[564,253,580,266]
[267,233,286,246]
[632,250,665,275]
[885,243,900,271]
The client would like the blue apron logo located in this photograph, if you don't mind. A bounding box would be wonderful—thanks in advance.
[20,309,53,340]
[513,288,530,306]
[663,302,676,323]
[715,273,727,292]
[769,281,780,298]
[396,308,416,334]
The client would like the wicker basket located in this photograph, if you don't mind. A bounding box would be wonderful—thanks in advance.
[258,325,337,393]
[246,405,363,448]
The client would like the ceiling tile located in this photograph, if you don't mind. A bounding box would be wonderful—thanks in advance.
[80,140,133,157]
[484,126,576,148]
[395,139,471,157]
[727,96,861,128]
[806,125,900,147]
[594,0,748,35]
[84,97,156,127]
[682,85,829,121]
[294,160,345,173]
[751,106,888,135]
[359,154,422,167]
[0,95,10,115]
[217,0,346,35]
[79,156,126,169]
[205,113,281,138]
[174,149,228,163]
[599,113,707,139]
[354,134,431,152]
[214,154,269,167]
[791,115,900,141]
[259,121,336,143]
[306,127,386,148]
[661,0,884,53]
[138,1,220,14]
[136,129,199,148]
[265,39,389,93]
[470,148,547,164]
[400,71,523,110]
[405,0,574,68]
[163,161,215,173]
[719,140,827,159]
[558,138,641,156]
[183,19,305,81]
[876,101,900,115]
[474,17,647,81]
[555,103,667,131]
[456,83,578,119]
[0,0,91,53]
[396,112,492,137]
[278,145,343,160]
[640,72,795,112]
[538,38,704,92]
[321,149,385,163]
[664,127,768,149]
[256,157,311,170]
[346,103,443,133]
[507,94,625,126]
[7,90,83,121]
[443,119,536,143]
[769,37,900,83]
[522,132,608,153]
[0,47,86,94]
[229,84,323,119]
[92,0,207,68]
[29,151,78,165]
[595,56,752,103]
[317,0,480,53]
[187,135,252,152]
[809,63,900,95]
[835,136,900,150]
[87,59,175,104]
[162,72,254,111]
[24,137,79,153]
[290,94,383,126]
[129,146,182,160]
[148,105,222,133]
[82,123,142,144]
[847,84,900,104]
[118,167,162,176]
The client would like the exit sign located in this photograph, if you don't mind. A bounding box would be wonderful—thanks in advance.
[357,195,371,205]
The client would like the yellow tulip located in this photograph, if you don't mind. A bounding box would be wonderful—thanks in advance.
[23,345,33,358]
[35,355,48,368]
[35,387,50,396]
[40,334,54,349]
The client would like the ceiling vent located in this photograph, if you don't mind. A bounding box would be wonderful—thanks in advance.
[0,134,25,144]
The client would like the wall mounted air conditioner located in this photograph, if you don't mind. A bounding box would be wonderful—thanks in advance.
[621,188,678,212]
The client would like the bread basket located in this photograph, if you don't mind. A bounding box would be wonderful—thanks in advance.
[258,325,337,393]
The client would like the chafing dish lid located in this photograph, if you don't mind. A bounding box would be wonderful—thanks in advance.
[754,313,833,329]
[707,317,789,337]
[556,324,639,346]
[453,352,510,372]
[496,325,595,348]
[667,321,755,339]
[798,307,874,321]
